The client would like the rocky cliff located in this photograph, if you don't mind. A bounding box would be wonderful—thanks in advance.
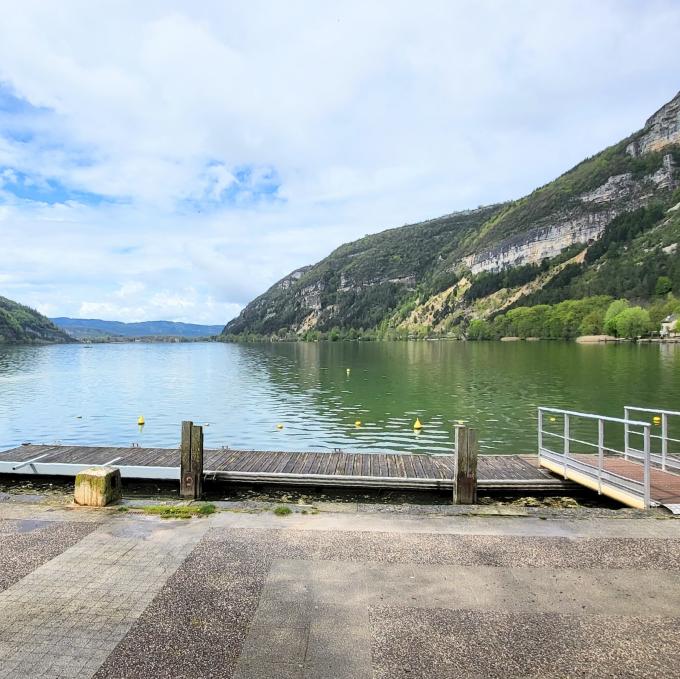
[626,92,680,156]
[464,152,677,275]
[223,92,680,337]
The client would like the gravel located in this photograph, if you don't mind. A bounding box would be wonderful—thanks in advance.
[0,518,99,591]
[370,606,680,678]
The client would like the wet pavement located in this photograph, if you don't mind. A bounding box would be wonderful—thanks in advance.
[0,488,679,678]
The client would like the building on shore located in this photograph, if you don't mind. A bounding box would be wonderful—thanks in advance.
[660,313,679,338]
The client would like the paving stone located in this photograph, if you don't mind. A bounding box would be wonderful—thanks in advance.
[3,513,674,679]
[0,518,99,592]
[0,517,207,678]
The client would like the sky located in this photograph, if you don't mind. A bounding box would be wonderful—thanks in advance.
[0,1,679,325]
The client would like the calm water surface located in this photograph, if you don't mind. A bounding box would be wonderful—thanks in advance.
[0,341,678,454]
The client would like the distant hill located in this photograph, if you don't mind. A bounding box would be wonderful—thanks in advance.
[0,297,76,344]
[51,317,223,340]
[223,91,680,338]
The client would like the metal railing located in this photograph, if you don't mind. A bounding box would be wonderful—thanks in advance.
[624,406,680,473]
[538,407,652,508]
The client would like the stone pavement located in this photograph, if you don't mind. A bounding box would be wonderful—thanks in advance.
[0,514,207,679]
[1,499,680,678]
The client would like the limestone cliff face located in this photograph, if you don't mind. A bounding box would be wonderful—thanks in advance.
[275,267,311,290]
[463,154,677,275]
[626,91,680,157]
[462,214,606,275]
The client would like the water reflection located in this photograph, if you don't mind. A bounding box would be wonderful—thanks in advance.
[0,341,678,454]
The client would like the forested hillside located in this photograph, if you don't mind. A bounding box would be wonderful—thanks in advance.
[0,297,75,344]
[51,318,223,340]
[223,92,680,340]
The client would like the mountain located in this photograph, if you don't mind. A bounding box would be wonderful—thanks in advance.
[0,297,76,344]
[223,91,680,339]
[51,318,224,340]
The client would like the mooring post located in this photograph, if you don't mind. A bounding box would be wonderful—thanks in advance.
[180,420,204,499]
[453,424,478,504]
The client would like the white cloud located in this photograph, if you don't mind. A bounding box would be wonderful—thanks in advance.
[0,1,679,323]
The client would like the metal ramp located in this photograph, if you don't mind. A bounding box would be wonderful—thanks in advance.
[538,406,680,510]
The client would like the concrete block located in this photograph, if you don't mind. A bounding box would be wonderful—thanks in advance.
[74,467,122,507]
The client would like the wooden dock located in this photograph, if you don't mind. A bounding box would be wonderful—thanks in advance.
[0,444,571,492]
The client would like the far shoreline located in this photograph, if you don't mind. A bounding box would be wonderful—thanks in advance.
[2,335,680,348]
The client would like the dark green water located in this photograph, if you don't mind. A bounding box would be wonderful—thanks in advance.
[0,341,678,453]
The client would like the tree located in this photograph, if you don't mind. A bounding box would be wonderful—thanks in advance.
[655,276,673,296]
[604,299,630,336]
[467,319,493,340]
[579,310,604,335]
[614,307,650,339]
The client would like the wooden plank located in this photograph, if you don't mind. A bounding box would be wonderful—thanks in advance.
[214,449,243,472]
[150,448,178,466]
[308,453,326,476]
[288,452,310,475]
[255,452,278,474]
[419,455,439,479]
[0,443,588,494]
[393,453,407,479]
[269,452,292,474]
[281,452,300,474]
[324,452,338,475]
[360,452,371,477]
[237,450,261,473]
[411,453,428,480]
[316,452,334,476]
[326,451,342,476]
[401,452,419,479]
[390,454,404,478]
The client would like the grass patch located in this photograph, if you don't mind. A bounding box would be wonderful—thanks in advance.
[273,505,293,517]
[116,506,129,512]
[141,503,217,519]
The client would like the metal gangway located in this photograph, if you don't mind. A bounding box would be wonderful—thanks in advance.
[624,406,680,474]
[537,406,680,511]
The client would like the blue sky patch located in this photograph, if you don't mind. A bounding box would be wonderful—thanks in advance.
[0,166,109,206]
[180,161,285,213]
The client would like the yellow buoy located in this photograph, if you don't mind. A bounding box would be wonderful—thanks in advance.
[137,416,145,426]
[346,368,351,375]
[653,415,661,426]
[549,416,557,423]
[355,420,362,427]
[276,423,284,429]
[413,417,423,430]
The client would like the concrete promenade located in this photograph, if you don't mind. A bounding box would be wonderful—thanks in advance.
[1,496,680,678]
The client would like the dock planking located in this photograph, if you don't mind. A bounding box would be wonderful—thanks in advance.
[568,453,680,505]
[0,443,572,491]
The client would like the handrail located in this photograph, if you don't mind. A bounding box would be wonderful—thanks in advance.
[539,407,648,428]
[538,406,652,508]
[624,406,680,417]
[625,406,680,472]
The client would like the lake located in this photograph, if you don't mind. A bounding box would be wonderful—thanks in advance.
[0,341,678,454]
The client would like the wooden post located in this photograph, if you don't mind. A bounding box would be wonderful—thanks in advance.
[191,423,204,499]
[453,425,478,504]
[180,420,204,499]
